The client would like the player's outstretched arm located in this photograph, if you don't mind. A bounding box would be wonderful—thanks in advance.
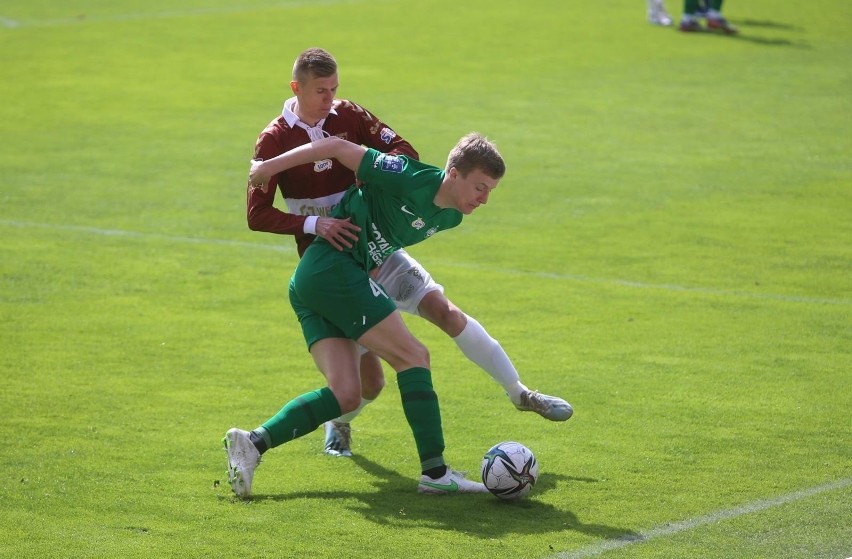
[249,136,367,192]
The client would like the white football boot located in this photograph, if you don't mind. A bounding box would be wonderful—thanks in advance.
[514,390,574,421]
[418,467,489,495]
[323,421,353,457]
[223,428,261,498]
[647,0,673,25]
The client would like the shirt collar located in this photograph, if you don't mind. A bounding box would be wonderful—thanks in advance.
[282,97,337,129]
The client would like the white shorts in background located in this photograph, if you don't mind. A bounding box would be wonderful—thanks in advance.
[373,249,444,315]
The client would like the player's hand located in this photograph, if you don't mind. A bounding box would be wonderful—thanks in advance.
[315,217,361,251]
[248,159,270,193]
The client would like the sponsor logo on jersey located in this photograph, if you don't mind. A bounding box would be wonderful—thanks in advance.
[367,223,393,267]
[425,226,439,237]
[400,205,415,216]
[286,193,344,218]
[374,153,403,173]
[314,159,332,172]
[298,203,338,217]
[380,127,396,144]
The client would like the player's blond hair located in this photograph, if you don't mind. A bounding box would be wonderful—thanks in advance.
[292,47,337,83]
[446,133,505,179]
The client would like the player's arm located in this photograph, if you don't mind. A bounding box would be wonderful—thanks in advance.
[247,135,361,251]
[246,136,308,236]
[249,137,367,192]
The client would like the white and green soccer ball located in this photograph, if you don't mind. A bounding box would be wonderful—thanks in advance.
[481,441,539,500]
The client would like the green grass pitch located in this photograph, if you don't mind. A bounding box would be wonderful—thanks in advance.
[1,0,850,558]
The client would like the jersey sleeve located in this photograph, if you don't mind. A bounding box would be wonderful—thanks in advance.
[356,149,444,200]
[245,127,307,236]
[356,149,409,195]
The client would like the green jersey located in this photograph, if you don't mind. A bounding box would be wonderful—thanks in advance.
[331,149,463,271]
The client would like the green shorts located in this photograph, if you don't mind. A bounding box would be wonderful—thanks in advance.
[289,240,397,350]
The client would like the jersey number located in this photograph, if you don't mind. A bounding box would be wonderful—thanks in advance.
[368,278,388,298]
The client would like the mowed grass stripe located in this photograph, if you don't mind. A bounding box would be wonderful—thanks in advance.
[2,218,848,307]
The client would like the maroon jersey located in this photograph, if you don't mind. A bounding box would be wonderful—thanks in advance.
[247,98,418,256]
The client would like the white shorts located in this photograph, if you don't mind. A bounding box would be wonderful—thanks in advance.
[372,249,444,316]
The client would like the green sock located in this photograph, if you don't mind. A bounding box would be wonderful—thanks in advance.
[260,387,341,449]
[398,367,446,472]
[684,0,699,15]
[709,0,723,10]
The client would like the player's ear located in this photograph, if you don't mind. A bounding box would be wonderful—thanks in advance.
[290,80,300,95]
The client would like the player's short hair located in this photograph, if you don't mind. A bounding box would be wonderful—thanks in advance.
[293,47,337,83]
[446,133,506,180]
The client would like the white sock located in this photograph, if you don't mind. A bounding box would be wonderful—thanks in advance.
[453,314,528,404]
[334,398,373,424]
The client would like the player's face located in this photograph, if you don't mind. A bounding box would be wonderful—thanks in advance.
[291,73,339,125]
[449,167,500,215]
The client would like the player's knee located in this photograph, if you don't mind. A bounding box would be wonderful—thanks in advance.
[337,391,361,415]
[420,294,466,337]
[361,374,384,400]
[334,388,362,415]
[382,337,430,371]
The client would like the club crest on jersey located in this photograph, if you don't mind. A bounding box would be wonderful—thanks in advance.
[380,127,396,144]
[374,153,403,173]
[411,217,425,230]
[314,159,332,172]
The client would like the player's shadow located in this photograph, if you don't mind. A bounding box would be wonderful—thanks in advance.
[690,19,809,48]
[257,455,637,542]
[725,32,807,48]
[736,19,805,32]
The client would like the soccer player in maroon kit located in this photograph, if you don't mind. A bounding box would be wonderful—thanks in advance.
[245,47,572,458]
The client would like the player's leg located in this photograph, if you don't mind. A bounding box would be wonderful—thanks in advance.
[223,337,359,498]
[289,243,477,490]
[375,251,519,388]
[223,244,364,497]
[647,0,673,26]
[376,250,572,421]
[358,351,385,400]
[419,291,573,421]
[679,0,704,31]
[356,307,443,478]
[323,349,385,457]
[417,290,524,394]
[253,336,361,446]
[357,312,487,494]
[322,250,438,459]
[257,264,369,448]
[705,0,736,33]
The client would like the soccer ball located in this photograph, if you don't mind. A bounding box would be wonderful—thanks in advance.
[481,441,539,499]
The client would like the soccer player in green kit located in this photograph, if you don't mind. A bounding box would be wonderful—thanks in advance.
[679,0,736,32]
[223,133,504,498]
